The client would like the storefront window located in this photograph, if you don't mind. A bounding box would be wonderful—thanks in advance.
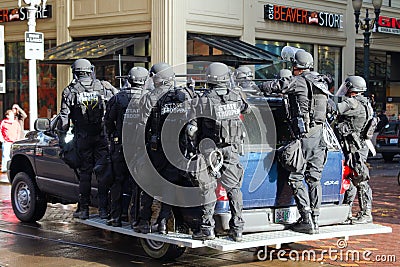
[94,37,150,86]
[255,40,314,79]
[355,49,387,110]
[1,40,57,129]
[187,39,224,57]
[318,45,342,93]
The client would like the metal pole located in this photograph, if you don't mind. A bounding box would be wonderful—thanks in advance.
[363,9,371,90]
[27,4,38,130]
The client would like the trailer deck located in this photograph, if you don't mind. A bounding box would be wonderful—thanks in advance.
[77,215,392,251]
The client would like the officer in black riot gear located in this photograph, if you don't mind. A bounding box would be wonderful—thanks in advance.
[234,66,259,94]
[278,49,332,234]
[260,68,293,95]
[58,58,118,220]
[104,66,148,227]
[133,62,194,234]
[190,62,249,242]
[335,76,374,225]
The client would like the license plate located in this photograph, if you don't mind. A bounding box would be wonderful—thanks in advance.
[389,138,398,144]
[274,207,299,224]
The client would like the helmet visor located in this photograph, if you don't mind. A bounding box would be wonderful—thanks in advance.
[335,81,348,96]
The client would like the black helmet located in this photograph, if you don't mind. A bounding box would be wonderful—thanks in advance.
[149,62,174,85]
[294,50,313,69]
[336,75,367,96]
[206,62,230,85]
[128,67,148,85]
[234,66,253,80]
[71,59,93,74]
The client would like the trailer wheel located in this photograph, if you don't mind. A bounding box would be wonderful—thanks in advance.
[11,172,47,222]
[140,238,186,260]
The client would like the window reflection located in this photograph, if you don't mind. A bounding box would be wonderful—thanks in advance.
[318,45,342,93]
[2,40,57,128]
[254,40,315,79]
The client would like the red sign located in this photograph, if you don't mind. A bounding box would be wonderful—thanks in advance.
[264,4,343,29]
[0,5,52,23]
[377,16,400,35]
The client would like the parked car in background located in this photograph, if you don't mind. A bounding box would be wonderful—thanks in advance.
[375,120,400,162]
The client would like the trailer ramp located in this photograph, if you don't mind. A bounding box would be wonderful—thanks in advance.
[77,215,392,251]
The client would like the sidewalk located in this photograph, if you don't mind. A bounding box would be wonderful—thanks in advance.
[0,173,9,184]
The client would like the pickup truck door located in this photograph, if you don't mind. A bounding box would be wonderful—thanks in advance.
[34,131,80,201]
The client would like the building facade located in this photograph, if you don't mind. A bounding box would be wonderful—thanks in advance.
[1,0,400,128]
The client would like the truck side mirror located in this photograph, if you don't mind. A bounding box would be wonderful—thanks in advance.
[34,118,51,132]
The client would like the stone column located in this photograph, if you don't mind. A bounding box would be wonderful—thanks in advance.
[151,0,187,73]
[343,0,356,78]
[56,0,72,111]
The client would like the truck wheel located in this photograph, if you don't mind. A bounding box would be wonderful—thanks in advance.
[398,171,400,186]
[11,172,47,222]
[139,238,186,260]
[382,153,394,162]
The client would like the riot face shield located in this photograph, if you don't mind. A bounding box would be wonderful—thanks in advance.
[336,81,349,97]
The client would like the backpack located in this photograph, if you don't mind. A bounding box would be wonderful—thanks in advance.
[359,98,379,140]
[277,139,306,173]
[72,80,107,126]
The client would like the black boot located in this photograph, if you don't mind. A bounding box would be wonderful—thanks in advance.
[73,203,81,219]
[192,228,215,240]
[134,219,151,234]
[291,211,314,234]
[99,208,109,219]
[312,215,319,234]
[157,218,167,235]
[106,217,122,227]
[74,204,89,220]
[352,210,373,224]
[228,229,243,242]
[75,196,89,220]
[130,220,139,229]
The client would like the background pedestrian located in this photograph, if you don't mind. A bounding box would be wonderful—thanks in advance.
[0,109,21,172]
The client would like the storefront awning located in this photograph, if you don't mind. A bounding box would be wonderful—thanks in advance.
[43,35,150,65]
[188,34,280,66]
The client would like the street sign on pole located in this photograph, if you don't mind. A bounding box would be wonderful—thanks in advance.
[0,66,5,94]
[25,31,44,60]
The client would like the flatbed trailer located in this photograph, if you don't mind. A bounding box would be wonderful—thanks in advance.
[77,215,392,260]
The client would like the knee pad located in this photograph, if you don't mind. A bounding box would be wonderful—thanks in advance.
[357,181,369,194]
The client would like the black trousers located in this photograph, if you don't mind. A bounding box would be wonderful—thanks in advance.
[288,124,327,217]
[109,143,133,220]
[76,132,112,209]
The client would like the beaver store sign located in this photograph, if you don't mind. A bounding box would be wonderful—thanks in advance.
[264,4,343,29]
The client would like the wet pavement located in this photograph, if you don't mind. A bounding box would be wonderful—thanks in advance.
[0,157,398,266]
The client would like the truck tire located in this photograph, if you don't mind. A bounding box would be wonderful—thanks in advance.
[11,172,47,222]
[398,171,400,186]
[382,153,394,162]
[139,238,186,260]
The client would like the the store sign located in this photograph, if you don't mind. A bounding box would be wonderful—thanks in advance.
[25,32,44,60]
[264,4,343,29]
[377,16,400,35]
[0,5,52,23]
